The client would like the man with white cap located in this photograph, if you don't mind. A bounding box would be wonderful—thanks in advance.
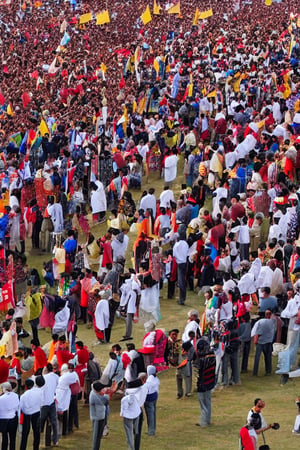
[0,381,19,450]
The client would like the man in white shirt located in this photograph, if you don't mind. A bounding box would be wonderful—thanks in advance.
[40,364,59,446]
[140,188,157,219]
[164,150,178,183]
[20,377,45,450]
[159,186,175,209]
[137,140,148,162]
[111,231,129,262]
[0,382,19,450]
[173,226,189,305]
[121,377,148,450]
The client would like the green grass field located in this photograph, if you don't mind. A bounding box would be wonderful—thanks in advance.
[22,163,300,449]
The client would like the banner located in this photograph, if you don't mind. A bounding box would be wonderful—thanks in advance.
[141,5,152,25]
[96,10,110,25]
[0,281,14,312]
[79,13,92,24]
[167,2,180,14]
[199,9,213,19]
[193,8,199,25]
[153,0,161,15]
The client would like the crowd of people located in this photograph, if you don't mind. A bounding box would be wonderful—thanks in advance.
[0,0,299,448]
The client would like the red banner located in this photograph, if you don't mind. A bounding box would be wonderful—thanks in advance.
[0,280,14,312]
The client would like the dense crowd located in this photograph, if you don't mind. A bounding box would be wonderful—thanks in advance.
[0,0,299,448]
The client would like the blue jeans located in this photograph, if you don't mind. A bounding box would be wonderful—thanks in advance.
[144,400,157,435]
[197,391,212,426]
[92,419,105,450]
[40,403,58,445]
[253,342,272,376]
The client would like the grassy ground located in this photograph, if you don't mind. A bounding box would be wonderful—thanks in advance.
[21,161,300,449]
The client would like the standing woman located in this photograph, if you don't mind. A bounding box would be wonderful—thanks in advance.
[144,365,160,436]
[90,181,107,224]
[25,284,43,344]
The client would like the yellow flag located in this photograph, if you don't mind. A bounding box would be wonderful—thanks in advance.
[141,6,152,25]
[188,74,193,97]
[6,103,14,116]
[153,0,161,15]
[202,87,207,96]
[199,9,213,19]
[39,119,50,136]
[167,2,180,14]
[79,13,92,24]
[207,90,217,98]
[100,63,107,73]
[96,10,110,25]
[193,8,199,25]
[153,58,160,75]
[265,0,272,5]
[289,36,295,57]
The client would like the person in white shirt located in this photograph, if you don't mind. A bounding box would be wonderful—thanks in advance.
[52,301,70,336]
[238,216,250,261]
[159,186,175,209]
[120,377,148,450]
[0,381,19,450]
[137,140,148,162]
[55,364,79,413]
[40,363,59,446]
[173,226,189,305]
[99,352,118,389]
[94,293,110,344]
[20,376,44,450]
[276,290,300,382]
[111,232,129,262]
[144,365,160,436]
[182,310,201,342]
[140,188,157,219]
[120,277,140,340]
[272,98,282,123]
[164,150,178,183]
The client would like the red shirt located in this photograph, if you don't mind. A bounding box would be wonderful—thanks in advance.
[230,202,246,222]
[76,347,89,365]
[56,349,74,369]
[33,347,47,373]
[239,426,255,450]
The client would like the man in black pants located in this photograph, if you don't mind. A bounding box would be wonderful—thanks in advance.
[0,381,19,450]
[19,377,45,450]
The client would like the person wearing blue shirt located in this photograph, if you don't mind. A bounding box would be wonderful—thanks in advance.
[63,230,77,262]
